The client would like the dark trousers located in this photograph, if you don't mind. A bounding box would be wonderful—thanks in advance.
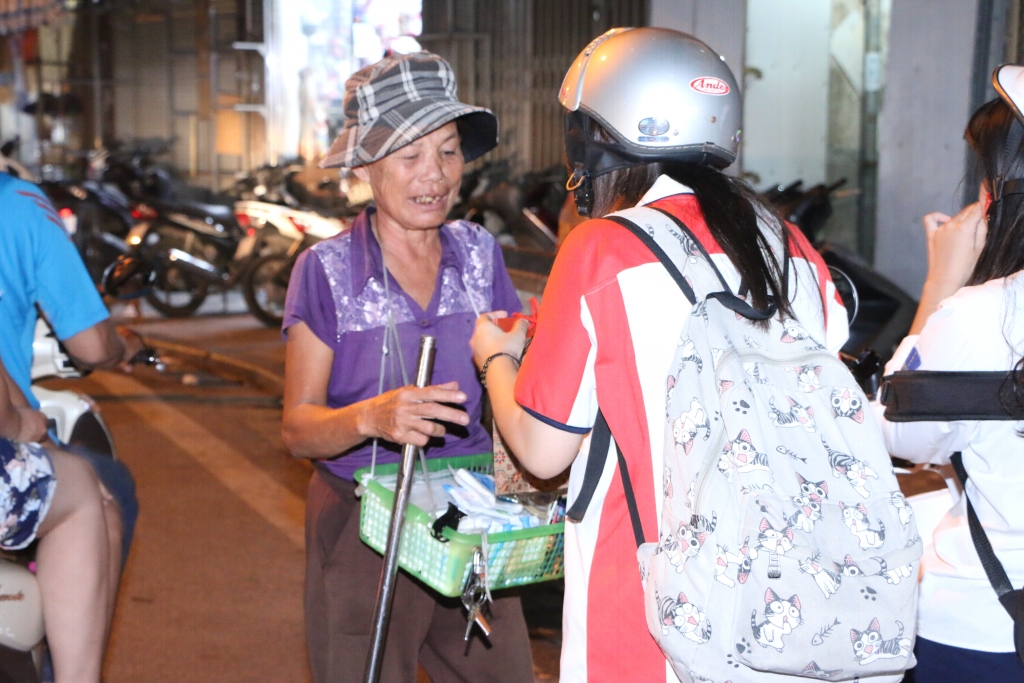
[304,467,535,683]
[905,637,1024,683]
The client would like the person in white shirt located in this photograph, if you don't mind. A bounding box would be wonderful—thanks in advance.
[877,65,1024,683]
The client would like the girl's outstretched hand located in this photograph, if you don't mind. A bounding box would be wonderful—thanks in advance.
[470,312,528,370]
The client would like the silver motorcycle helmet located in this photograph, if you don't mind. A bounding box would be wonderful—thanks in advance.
[559,27,742,215]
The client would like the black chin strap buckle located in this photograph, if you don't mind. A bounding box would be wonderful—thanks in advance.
[992,175,1024,202]
[566,165,594,217]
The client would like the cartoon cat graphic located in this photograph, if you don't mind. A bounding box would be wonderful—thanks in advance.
[693,300,710,327]
[799,554,841,599]
[822,437,878,498]
[873,557,915,585]
[830,387,865,423]
[676,337,704,373]
[768,396,817,432]
[751,518,794,579]
[840,502,886,550]
[665,513,717,571]
[714,535,753,588]
[658,591,712,643]
[789,364,823,392]
[744,335,767,351]
[788,493,823,533]
[677,231,702,264]
[780,318,813,343]
[890,491,914,528]
[751,588,802,652]
[802,661,843,679]
[850,618,911,665]
[671,399,711,455]
[718,430,773,482]
[788,472,828,533]
[743,361,769,385]
[836,554,867,578]
[796,472,829,501]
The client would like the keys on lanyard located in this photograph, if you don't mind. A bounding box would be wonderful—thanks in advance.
[461,547,492,642]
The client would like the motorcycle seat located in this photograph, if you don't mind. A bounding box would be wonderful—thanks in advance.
[154,198,235,223]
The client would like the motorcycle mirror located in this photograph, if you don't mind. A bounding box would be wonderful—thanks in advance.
[102,255,156,300]
[828,265,860,326]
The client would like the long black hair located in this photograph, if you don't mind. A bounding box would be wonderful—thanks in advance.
[589,135,802,324]
[965,98,1024,285]
[963,99,1024,420]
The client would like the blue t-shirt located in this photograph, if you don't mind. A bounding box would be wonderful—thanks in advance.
[0,173,110,407]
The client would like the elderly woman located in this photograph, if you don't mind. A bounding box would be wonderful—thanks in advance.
[281,53,533,683]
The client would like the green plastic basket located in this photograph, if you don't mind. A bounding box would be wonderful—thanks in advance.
[355,453,564,598]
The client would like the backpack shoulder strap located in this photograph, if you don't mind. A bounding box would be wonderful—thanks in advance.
[879,371,1024,421]
[564,408,646,548]
[565,409,613,523]
[563,213,694,527]
[613,207,779,321]
[949,452,1024,665]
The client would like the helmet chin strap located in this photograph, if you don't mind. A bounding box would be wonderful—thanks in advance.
[989,118,1024,217]
[566,164,595,216]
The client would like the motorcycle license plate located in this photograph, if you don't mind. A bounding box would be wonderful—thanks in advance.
[234,233,257,260]
[126,223,150,247]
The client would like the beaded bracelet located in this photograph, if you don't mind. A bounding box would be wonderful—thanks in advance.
[479,352,521,388]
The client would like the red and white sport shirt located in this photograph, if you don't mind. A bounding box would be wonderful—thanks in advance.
[515,176,848,682]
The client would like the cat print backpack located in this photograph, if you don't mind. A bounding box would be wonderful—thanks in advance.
[567,205,922,683]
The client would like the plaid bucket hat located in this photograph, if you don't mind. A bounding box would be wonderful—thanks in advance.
[320,52,498,169]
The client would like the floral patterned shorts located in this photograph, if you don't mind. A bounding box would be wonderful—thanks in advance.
[0,439,56,550]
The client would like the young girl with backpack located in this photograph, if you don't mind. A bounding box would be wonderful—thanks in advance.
[877,65,1024,683]
[472,28,916,682]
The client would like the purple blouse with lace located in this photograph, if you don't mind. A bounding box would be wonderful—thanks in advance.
[282,207,522,481]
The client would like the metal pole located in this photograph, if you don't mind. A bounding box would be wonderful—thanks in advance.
[90,1,103,150]
[856,0,882,263]
[363,335,437,683]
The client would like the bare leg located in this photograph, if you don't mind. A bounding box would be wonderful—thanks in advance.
[34,451,120,683]
[96,481,124,622]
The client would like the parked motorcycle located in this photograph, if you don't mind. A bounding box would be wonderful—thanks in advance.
[762,179,918,369]
[125,196,254,317]
[233,200,346,326]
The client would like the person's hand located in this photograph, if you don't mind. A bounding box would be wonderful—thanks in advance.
[922,203,987,300]
[15,408,47,443]
[116,326,146,372]
[359,382,469,448]
[470,312,528,369]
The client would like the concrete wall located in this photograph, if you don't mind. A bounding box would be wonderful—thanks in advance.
[648,0,745,79]
[874,0,979,297]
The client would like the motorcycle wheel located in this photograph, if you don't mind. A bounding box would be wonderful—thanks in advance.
[145,265,209,318]
[242,254,293,327]
[143,226,210,318]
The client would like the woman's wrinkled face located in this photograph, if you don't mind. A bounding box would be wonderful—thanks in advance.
[354,122,464,231]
